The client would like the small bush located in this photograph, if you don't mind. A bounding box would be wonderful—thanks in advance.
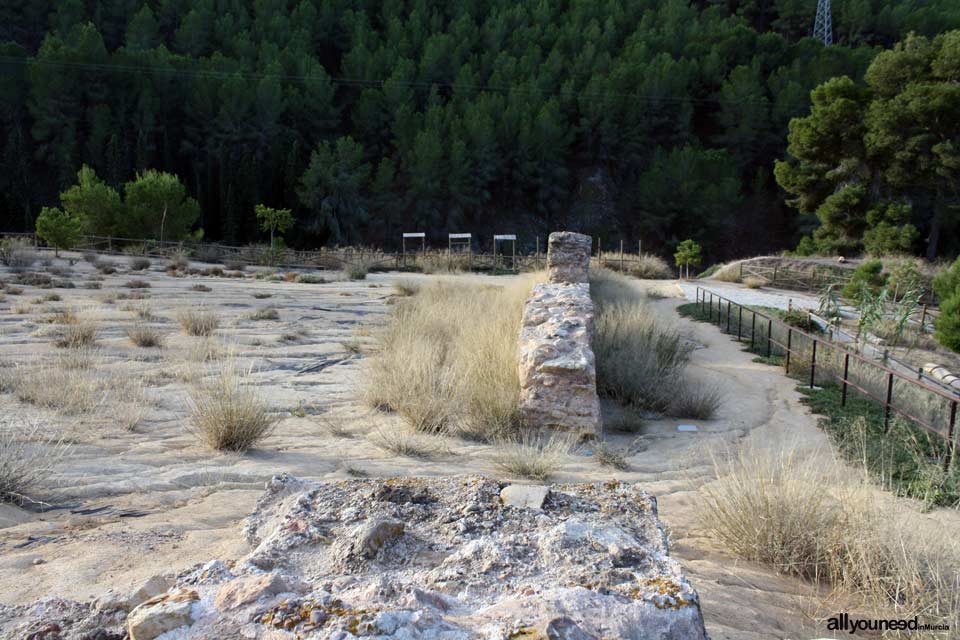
[187,361,277,452]
[82,252,99,263]
[346,263,368,280]
[124,279,150,289]
[4,286,24,295]
[594,443,628,470]
[53,321,98,348]
[167,251,190,271]
[95,260,117,274]
[224,259,246,271]
[0,238,38,270]
[628,254,672,279]
[296,273,326,284]
[190,284,212,292]
[0,418,69,503]
[127,324,163,348]
[253,292,272,299]
[129,257,151,271]
[780,308,821,333]
[933,257,960,352]
[177,308,219,336]
[841,259,887,303]
[493,431,574,480]
[248,307,279,321]
[667,383,721,419]
[743,276,766,289]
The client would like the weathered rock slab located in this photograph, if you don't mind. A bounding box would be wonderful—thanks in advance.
[0,475,708,640]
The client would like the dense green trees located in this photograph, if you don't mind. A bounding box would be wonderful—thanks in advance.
[1,1,959,260]
[776,31,960,258]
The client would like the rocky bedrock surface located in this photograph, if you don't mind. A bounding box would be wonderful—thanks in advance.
[0,475,707,640]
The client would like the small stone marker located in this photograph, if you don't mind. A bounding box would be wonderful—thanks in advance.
[676,424,698,432]
[500,484,550,509]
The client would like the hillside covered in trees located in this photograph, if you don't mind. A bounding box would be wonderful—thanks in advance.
[1,0,959,259]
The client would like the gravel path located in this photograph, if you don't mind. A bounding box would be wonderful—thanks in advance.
[677,280,820,311]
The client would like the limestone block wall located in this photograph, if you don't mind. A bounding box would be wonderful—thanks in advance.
[517,232,601,434]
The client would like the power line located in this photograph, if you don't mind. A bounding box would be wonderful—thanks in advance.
[0,54,815,111]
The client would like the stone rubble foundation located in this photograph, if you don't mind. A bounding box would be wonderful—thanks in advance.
[0,475,708,639]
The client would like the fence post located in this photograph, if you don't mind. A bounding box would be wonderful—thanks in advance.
[718,299,723,326]
[785,328,792,373]
[944,401,958,472]
[750,312,756,348]
[920,304,928,331]
[620,240,624,272]
[726,301,731,332]
[709,293,714,321]
[772,264,778,286]
[841,353,850,406]
[737,306,743,342]
[767,318,773,357]
[809,339,817,389]
[739,262,743,281]
[883,372,894,432]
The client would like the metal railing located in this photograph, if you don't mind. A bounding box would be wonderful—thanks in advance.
[695,286,959,471]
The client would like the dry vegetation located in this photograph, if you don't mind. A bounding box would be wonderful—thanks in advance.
[177,308,219,336]
[0,418,69,503]
[702,444,960,635]
[592,268,720,419]
[187,359,277,452]
[367,277,535,439]
[492,431,576,480]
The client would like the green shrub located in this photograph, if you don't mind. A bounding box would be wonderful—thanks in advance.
[933,257,960,352]
[840,259,887,303]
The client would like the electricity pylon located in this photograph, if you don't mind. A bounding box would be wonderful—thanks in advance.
[814,0,833,46]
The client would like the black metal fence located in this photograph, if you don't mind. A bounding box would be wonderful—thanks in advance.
[694,286,959,471]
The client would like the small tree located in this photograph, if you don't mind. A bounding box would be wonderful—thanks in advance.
[933,257,960,352]
[35,207,82,257]
[124,170,200,242]
[255,204,294,248]
[674,239,702,279]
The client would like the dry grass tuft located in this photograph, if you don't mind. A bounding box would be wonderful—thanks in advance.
[743,276,766,289]
[52,320,98,349]
[492,430,575,480]
[712,262,742,282]
[126,323,163,348]
[177,308,219,336]
[594,442,629,469]
[369,426,447,458]
[124,279,150,289]
[0,418,70,503]
[667,383,722,419]
[252,292,272,299]
[392,280,419,297]
[187,360,277,452]
[366,277,536,439]
[702,445,960,633]
[128,257,151,271]
[247,306,279,321]
[190,283,212,292]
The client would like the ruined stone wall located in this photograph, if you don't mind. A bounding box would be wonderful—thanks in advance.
[517,232,601,434]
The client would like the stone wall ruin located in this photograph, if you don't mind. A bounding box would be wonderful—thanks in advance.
[517,231,601,435]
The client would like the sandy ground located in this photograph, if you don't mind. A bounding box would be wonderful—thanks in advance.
[0,255,952,639]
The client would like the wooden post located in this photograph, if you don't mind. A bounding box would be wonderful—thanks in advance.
[598,237,602,267]
[883,372,894,432]
[536,236,540,270]
[737,306,743,341]
[944,401,958,472]
[809,339,817,388]
[750,311,756,348]
[841,353,850,406]
[767,318,773,357]
[920,304,928,331]
[620,240,624,272]
[772,264,778,286]
[785,328,793,373]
